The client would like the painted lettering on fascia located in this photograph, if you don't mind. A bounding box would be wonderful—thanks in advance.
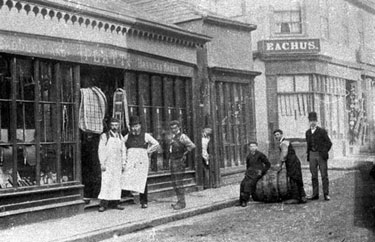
[265,40,319,52]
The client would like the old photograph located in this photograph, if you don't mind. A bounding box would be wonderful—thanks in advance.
[0,0,374,241]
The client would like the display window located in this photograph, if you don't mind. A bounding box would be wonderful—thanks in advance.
[276,74,346,139]
[124,71,193,171]
[215,81,255,169]
[0,54,78,189]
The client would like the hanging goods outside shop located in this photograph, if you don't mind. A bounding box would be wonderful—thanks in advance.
[112,88,130,133]
[79,87,107,134]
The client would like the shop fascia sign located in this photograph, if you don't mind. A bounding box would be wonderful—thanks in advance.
[258,39,320,54]
[0,31,194,77]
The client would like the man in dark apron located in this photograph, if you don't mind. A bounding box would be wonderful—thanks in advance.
[274,129,307,204]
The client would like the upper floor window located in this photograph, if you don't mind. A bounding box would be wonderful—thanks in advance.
[274,9,302,34]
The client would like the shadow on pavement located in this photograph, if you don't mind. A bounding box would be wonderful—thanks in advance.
[354,161,375,241]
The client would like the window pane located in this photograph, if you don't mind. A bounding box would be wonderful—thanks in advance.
[0,101,11,142]
[61,65,74,103]
[16,58,34,101]
[274,9,302,34]
[40,104,56,142]
[295,75,310,92]
[61,104,75,142]
[61,144,74,183]
[139,74,151,106]
[282,11,291,22]
[17,102,35,131]
[127,72,138,106]
[39,62,54,102]
[277,76,294,92]
[290,11,300,22]
[0,144,37,188]
[40,144,57,185]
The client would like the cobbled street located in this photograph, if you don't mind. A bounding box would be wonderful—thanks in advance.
[106,167,375,242]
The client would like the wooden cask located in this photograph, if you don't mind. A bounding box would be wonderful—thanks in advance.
[252,167,290,203]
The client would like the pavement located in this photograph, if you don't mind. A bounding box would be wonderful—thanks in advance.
[0,154,374,242]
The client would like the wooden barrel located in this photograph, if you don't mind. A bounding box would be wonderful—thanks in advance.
[252,167,290,203]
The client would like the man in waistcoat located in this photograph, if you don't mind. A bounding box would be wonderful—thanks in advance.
[97,118,126,212]
[305,112,332,201]
[274,129,307,204]
[122,116,159,209]
[168,120,196,210]
[236,141,270,207]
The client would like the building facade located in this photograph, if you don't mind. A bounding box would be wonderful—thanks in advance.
[124,0,260,188]
[200,0,375,162]
[0,0,210,226]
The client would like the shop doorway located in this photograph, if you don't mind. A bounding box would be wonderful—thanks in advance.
[80,65,124,201]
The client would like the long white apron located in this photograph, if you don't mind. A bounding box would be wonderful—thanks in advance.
[122,148,149,193]
[98,137,124,200]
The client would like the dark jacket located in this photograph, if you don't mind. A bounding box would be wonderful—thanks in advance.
[245,151,271,179]
[305,126,332,161]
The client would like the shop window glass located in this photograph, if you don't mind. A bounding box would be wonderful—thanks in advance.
[40,62,54,102]
[61,64,74,102]
[61,144,74,182]
[0,56,78,189]
[39,103,55,142]
[125,72,192,172]
[61,104,75,142]
[127,72,138,117]
[215,81,253,168]
[277,76,294,92]
[295,75,309,92]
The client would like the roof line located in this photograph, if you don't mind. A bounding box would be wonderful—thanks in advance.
[345,0,375,14]
[29,0,211,43]
[203,15,257,31]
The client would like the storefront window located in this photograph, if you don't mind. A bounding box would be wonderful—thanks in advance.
[125,71,192,172]
[0,55,78,189]
[277,75,346,139]
[215,81,254,169]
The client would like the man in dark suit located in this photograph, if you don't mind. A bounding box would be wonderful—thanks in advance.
[305,112,332,201]
[236,141,271,207]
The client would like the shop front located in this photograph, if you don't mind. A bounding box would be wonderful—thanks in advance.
[259,38,365,162]
[0,0,209,227]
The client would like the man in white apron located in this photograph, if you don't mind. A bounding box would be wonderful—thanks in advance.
[98,118,127,212]
[122,116,159,208]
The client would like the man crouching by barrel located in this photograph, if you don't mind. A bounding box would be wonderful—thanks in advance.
[235,141,271,207]
[273,129,307,204]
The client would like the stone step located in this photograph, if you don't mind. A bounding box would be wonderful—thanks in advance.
[0,200,84,229]
[148,177,196,191]
[0,194,82,212]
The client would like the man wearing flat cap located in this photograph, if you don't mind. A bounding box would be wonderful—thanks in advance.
[305,112,332,201]
[97,117,127,212]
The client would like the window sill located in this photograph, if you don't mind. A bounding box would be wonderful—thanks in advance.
[271,33,307,39]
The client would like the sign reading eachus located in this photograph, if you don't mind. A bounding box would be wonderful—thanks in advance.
[258,39,320,54]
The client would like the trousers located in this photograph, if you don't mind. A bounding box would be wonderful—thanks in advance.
[140,180,148,204]
[170,158,186,205]
[309,151,329,196]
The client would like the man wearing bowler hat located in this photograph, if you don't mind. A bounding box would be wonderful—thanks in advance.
[305,111,332,201]
[122,116,159,209]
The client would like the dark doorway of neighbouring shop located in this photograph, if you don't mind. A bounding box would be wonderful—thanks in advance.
[79,65,124,202]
